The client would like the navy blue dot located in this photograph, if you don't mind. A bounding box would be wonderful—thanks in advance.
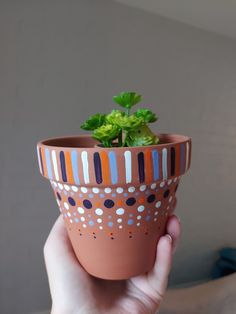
[163,189,170,198]
[68,197,76,206]
[104,199,114,208]
[83,199,92,209]
[56,192,61,201]
[126,197,136,206]
[147,194,156,203]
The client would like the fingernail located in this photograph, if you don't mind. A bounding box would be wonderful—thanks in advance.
[166,234,172,243]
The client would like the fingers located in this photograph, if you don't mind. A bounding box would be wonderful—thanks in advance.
[166,215,181,254]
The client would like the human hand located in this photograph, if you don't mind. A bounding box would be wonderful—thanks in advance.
[44,214,181,314]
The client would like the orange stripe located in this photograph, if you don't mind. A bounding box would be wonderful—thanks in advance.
[175,144,181,176]
[145,149,152,184]
[65,151,73,183]
[41,147,48,177]
[100,151,110,185]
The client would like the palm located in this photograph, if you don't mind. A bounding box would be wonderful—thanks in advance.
[45,215,180,314]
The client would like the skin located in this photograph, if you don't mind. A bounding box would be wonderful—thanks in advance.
[44,215,181,314]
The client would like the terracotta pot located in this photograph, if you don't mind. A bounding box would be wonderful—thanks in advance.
[37,134,191,280]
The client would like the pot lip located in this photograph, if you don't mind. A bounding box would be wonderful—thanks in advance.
[37,133,191,150]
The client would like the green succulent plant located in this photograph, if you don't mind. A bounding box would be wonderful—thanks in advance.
[80,92,159,147]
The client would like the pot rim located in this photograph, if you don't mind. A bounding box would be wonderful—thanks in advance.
[37,133,191,150]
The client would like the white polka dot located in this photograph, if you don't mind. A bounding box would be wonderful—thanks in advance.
[95,208,103,216]
[67,212,71,217]
[154,217,158,221]
[151,183,157,190]
[104,187,112,193]
[99,226,103,230]
[92,187,100,194]
[80,217,85,222]
[64,202,69,210]
[97,218,102,223]
[128,186,135,193]
[72,186,78,192]
[64,184,70,191]
[169,196,173,203]
[82,224,87,228]
[137,215,142,220]
[116,208,125,215]
[137,205,145,212]
[160,181,165,188]
[168,179,172,186]
[58,183,63,190]
[140,185,146,191]
[117,218,122,223]
[70,219,73,223]
[154,211,158,215]
[81,187,87,193]
[119,225,123,229]
[155,201,161,208]
[137,222,141,226]
[77,207,84,214]
[52,181,57,187]
[116,187,123,194]
[56,199,60,207]
[174,177,178,183]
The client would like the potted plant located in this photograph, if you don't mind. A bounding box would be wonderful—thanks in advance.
[37,92,191,280]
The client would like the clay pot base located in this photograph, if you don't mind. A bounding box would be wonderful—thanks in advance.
[51,177,179,280]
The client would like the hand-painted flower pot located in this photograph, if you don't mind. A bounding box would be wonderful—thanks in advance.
[37,134,191,280]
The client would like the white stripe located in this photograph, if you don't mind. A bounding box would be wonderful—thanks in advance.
[37,146,42,174]
[185,142,189,172]
[81,151,90,184]
[124,151,132,183]
[162,148,168,180]
[52,150,59,181]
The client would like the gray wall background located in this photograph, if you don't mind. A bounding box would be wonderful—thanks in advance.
[1,0,236,313]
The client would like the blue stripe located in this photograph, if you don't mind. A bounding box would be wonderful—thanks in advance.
[108,151,118,184]
[60,151,67,182]
[180,143,185,174]
[162,148,168,180]
[71,151,80,184]
[45,148,53,179]
[152,150,159,181]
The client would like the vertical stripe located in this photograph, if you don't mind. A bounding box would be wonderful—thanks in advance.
[94,152,102,184]
[170,147,175,176]
[81,151,90,184]
[152,150,159,181]
[65,151,73,183]
[60,151,67,182]
[41,147,47,177]
[175,144,181,177]
[108,151,118,184]
[145,150,152,183]
[100,151,110,185]
[51,150,59,181]
[71,151,80,184]
[185,142,189,172]
[37,146,43,174]
[180,143,185,175]
[124,151,132,184]
[45,148,53,180]
[162,148,168,180]
[138,152,145,183]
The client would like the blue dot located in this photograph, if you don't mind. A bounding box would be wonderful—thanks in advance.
[68,197,76,206]
[112,193,116,197]
[123,193,128,197]
[108,215,112,219]
[99,194,105,198]
[108,221,113,227]
[79,194,83,198]
[146,215,151,221]
[128,219,134,225]
[75,218,79,223]
[89,220,94,226]
[129,213,133,217]
[88,194,94,198]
